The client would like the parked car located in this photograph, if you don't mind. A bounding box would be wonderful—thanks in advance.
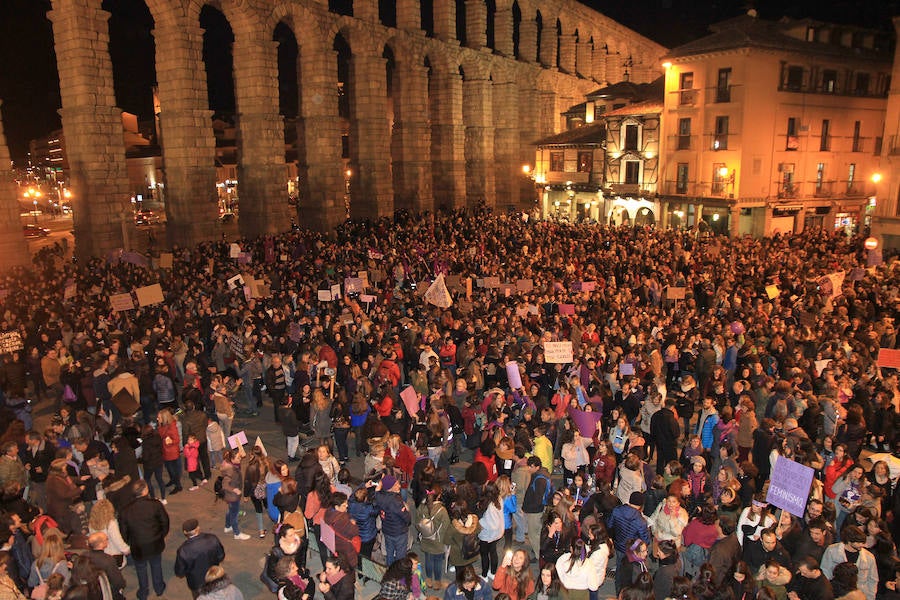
[23,224,50,238]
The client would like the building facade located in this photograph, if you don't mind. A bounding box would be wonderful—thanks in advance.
[659,14,891,236]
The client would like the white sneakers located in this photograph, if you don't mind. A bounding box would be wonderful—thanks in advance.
[160,499,167,505]
[189,486,199,491]
[234,533,251,540]
[224,527,233,534]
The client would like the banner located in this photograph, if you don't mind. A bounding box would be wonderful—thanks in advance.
[543,341,573,364]
[110,293,135,312]
[817,271,846,299]
[135,284,164,307]
[877,348,900,370]
[569,407,603,437]
[424,273,453,308]
[0,332,24,354]
[766,457,815,517]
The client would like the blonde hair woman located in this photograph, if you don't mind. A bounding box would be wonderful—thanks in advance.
[27,533,69,589]
[311,389,332,443]
[87,499,130,564]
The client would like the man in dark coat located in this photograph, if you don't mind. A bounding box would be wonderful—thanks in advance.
[174,519,226,598]
[650,398,681,474]
[708,515,742,587]
[86,532,126,600]
[787,556,834,600]
[119,480,170,600]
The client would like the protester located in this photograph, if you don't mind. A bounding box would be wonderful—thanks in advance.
[173,519,226,598]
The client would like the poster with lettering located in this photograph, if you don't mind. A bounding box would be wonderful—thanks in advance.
[569,407,603,437]
[400,386,421,417]
[0,332,24,354]
[227,274,244,290]
[766,457,815,517]
[666,286,686,300]
[543,341,574,364]
[345,277,364,294]
[580,281,596,292]
[877,348,900,370]
[506,361,523,389]
[317,289,332,302]
[135,284,165,307]
[110,293,135,312]
[483,276,501,289]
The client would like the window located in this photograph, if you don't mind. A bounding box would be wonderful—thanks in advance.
[820,120,830,151]
[822,70,838,93]
[848,163,856,192]
[852,121,861,152]
[716,68,732,102]
[676,163,689,194]
[678,118,691,150]
[624,124,639,151]
[786,66,804,91]
[577,151,592,173]
[816,162,825,191]
[786,117,799,150]
[679,72,695,105]
[624,161,640,184]
[711,162,727,194]
[714,116,729,150]
[781,164,795,197]
[341,134,350,159]
[856,72,870,95]
[550,151,564,172]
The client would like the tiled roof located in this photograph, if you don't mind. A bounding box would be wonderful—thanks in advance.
[533,122,606,146]
[665,15,892,61]
[603,100,664,117]
[586,76,665,101]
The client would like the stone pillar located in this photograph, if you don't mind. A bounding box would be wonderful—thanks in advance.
[396,0,421,32]
[355,0,378,22]
[465,0,487,49]
[539,19,557,68]
[433,0,457,41]
[494,8,514,56]
[576,39,593,78]
[153,18,219,247]
[558,34,576,74]
[592,45,607,82]
[49,0,131,260]
[537,90,558,136]
[463,75,495,207]
[606,52,621,83]
[0,102,29,269]
[492,80,519,209]
[296,40,345,232]
[232,33,292,238]
[518,17,537,62]
[392,58,433,213]
[430,68,466,210]
[349,48,393,220]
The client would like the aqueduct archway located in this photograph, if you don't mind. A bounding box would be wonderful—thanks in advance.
[43,0,664,258]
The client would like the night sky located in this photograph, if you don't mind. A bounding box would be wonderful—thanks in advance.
[0,0,896,165]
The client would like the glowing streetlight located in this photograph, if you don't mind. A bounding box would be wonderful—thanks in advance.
[522,164,532,175]
[872,173,882,183]
[662,61,672,69]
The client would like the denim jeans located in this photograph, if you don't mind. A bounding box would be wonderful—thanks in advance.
[225,500,241,535]
[333,428,349,461]
[164,459,182,490]
[423,551,445,582]
[144,466,166,500]
[134,553,165,600]
[384,532,409,567]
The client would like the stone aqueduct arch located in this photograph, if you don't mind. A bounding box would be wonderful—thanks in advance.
[45,0,664,259]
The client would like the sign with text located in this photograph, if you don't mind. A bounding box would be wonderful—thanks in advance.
[570,407,603,437]
[0,332,24,354]
[227,430,249,449]
[543,341,574,364]
[877,348,900,370]
[483,276,501,289]
[110,293,135,312]
[766,457,815,517]
[516,279,534,293]
[666,286,686,300]
[558,304,575,316]
[135,284,165,307]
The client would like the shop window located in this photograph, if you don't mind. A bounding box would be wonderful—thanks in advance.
[577,151,592,173]
[550,151,564,172]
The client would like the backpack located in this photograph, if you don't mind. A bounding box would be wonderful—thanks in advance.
[461,531,480,559]
[530,473,555,506]
[417,504,444,542]
[213,476,225,500]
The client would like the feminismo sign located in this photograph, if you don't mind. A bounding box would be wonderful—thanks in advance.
[766,456,815,517]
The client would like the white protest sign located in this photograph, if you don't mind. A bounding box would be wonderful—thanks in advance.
[543,341,574,364]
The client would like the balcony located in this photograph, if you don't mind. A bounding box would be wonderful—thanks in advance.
[813,182,835,197]
[888,135,900,155]
[777,183,799,199]
[668,134,694,150]
[678,89,697,106]
[715,85,731,103]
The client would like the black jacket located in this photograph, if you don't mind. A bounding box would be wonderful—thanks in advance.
[20,441,53,484]
[140,432,164,471]
[174,532,226,591]
[119,495,170,561]
[708,534,742,587]
[279,405,300,437]
[787,572,834,600]
[322,571,354,600]
[87,549,126,600]
[650,408,680,457]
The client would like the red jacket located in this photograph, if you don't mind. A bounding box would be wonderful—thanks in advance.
[389,444,416,479]
[374,394,394,418]
[474,450,498,482]
[158,422,181,462]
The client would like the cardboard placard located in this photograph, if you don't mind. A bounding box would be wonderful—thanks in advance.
[445,275,463,291]
[63,284,77,300]
[558,304,575,315]
[400,386,420,417]
[227,274,244,291]
[619,362,635,376]
[110,293,135,312]
[766,457,815,517]
[516,279,534,293]
[0,332,24,354]
[543,341,574,364]
[483,276,501,289]
[360,293,376,304]
[135,284,165,307]
[666,286,686,300]
[370,269,386,283]
[227,430,249,449]
[229,243,241,258]
[345,277,364,294]
[320,521,336,553]
[317,290,332,302]
[159,253,173,269]
[765,285,779,299]
[254,436,267,456]
[506,361,523,389]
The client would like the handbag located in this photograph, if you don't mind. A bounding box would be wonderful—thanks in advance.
[253,480,266,500]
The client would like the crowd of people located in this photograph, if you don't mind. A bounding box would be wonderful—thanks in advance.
[0,208,896,600]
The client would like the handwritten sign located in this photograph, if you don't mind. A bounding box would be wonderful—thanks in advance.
[135,284,164,307]
[877,348,900,370]
[345,277,364,294]
[0,332,24,354]
[667,286,686,300]
[318,289,333,302]
[766,457,815,517]
[159,253,173,269]
[227,430,249,450]
[506,361,523,389]
[229,243,241,258]
[544,341,574,364]
[110,293,135,312]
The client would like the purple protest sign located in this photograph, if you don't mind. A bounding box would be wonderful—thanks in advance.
[569,407,603,437]
[766,457,815,517]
